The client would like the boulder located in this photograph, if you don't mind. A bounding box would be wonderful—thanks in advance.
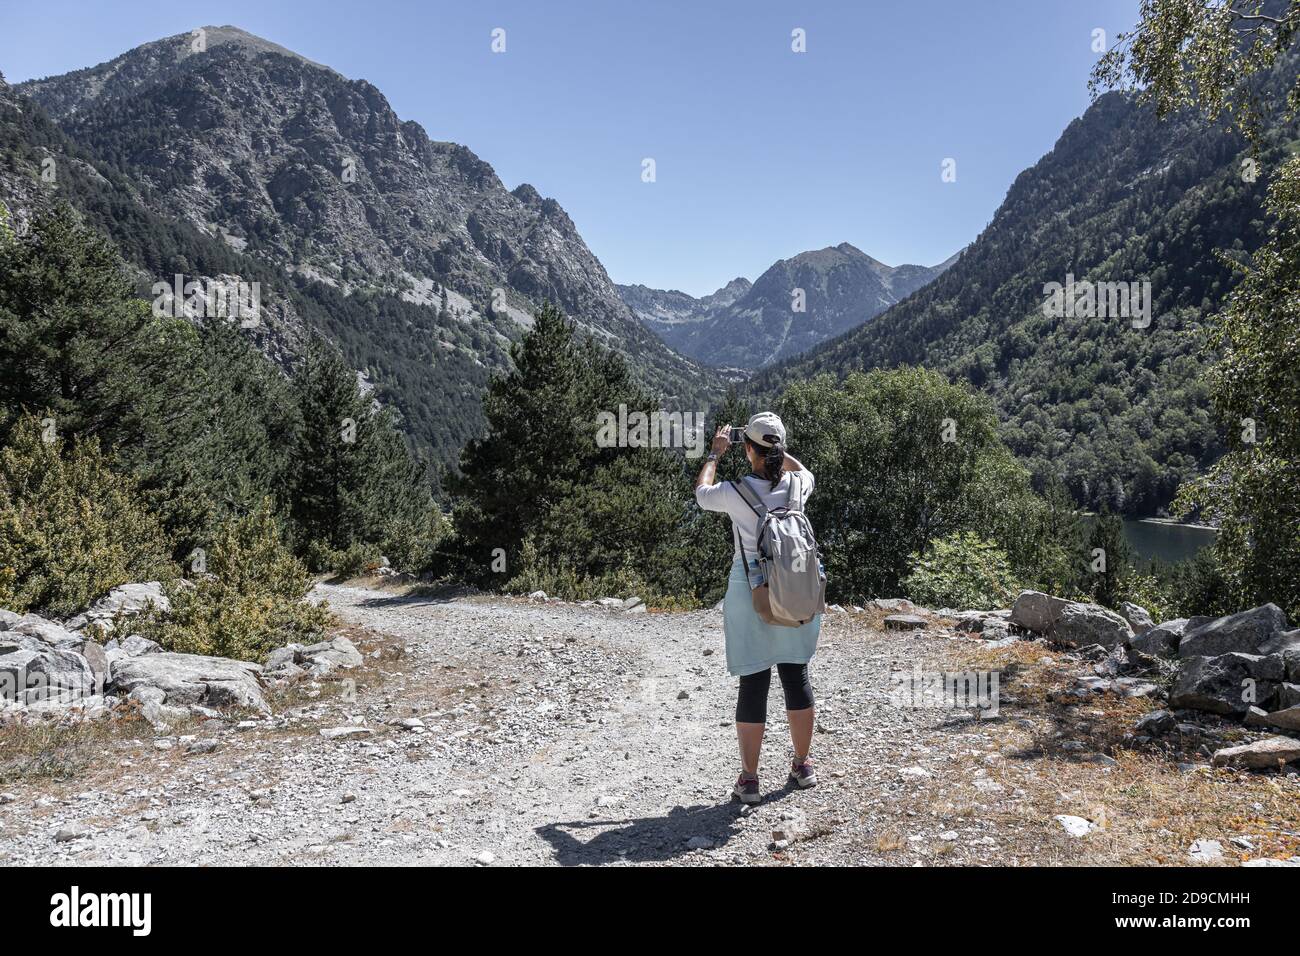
[1179,604,1288,659]
[1170,653,1282,715]
[10,615,82,650]
[109,652,266,713]
[1261,629,1300,655]
[1129,618,1187,662]
[0,608,21,629]
[1211,736,1300,770]
[873,598,916,613]
[264,644,303,673]
[110,635,162,657]
[1051,603,1132,649]
[297,636,363,673]
[1263,706,1300,732]
[1,647,96,704]
[1244,706,1272,727]
[1278,683,1300,710]
[1286,646,1300,683]
[1120,602,1154,636]
[1010,591,1070,634]
[65,581,168,632]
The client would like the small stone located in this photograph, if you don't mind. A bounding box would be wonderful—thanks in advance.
[1188,839,1223,863]
[54,823,92,843]
[685,836,713,850]
[1054,815,1097,837]
[677,690,690,700]
[186,738,218,754]
[475,851,496,865]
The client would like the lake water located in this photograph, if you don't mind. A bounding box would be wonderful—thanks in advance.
[1121,519,1217,567]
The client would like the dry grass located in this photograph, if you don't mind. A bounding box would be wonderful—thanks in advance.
[940,639,1300,865]
[0,709,155,784]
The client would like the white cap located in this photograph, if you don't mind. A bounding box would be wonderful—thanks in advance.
[744,411,786,448]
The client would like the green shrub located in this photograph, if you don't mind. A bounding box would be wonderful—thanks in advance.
[777,368,1046,602]
[0,415,171,616]
[332,541,383,579]
[139,501,329,661]
[902,532,1020,610]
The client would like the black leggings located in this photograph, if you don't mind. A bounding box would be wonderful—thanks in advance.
[736,663,815,723]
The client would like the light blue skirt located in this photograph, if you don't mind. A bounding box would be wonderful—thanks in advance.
[722,559,820,677]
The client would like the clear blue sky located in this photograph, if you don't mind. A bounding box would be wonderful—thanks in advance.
[1,0,1138,296]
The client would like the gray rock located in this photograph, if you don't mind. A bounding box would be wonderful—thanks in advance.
[1179,604,1289,659]
[112,635,162,657]
[109,652,266,712]
[54,823,93,842]
[1188,839,1223,862]
[1112,677,1158,698]
[1135,709,1177,736]
[1260,628,1300,655]
[1276,683,1300,710]
[1211,736,1300,770]
[873,598,916,613]
[66,581,168,631]
[1129,619,1187,661]
[1120,602,1154,636]
[1171,653,1281,715]
[298,636,363,673]
[0,608,21,629]
[4,647,97,704]
[1051,603,1132,649]
[77,639,109,692]
[11,615,83,650]
[1244,706,1272,727]
[1010,591,1070,634]
[263,644,303,672]
[1263,705,1300,732]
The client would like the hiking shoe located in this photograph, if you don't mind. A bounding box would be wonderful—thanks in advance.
[732,774,761,805]
[789,757,817,789]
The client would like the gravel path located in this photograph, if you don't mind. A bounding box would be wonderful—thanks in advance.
[0,582,1245,866]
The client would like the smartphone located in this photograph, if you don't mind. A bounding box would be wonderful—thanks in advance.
[729,426,745,444]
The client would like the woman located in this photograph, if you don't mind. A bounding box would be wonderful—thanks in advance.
[694,411,819,804]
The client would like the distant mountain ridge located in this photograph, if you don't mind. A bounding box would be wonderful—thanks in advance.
[619,243,954,367]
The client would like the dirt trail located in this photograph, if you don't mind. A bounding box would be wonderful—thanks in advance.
[2,582,1289,866]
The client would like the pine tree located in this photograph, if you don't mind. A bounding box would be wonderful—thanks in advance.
[288,337,375,550]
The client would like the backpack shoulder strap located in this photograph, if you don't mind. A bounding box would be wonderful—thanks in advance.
[731,478,767,520]
[784,471,805,512]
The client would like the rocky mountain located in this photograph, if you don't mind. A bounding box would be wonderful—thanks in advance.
[620,244,953,367]
[769,69,1300,513]
[11,26,713,461]
[617,277,751,342]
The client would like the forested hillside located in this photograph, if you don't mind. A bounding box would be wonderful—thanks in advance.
[770,73,1299,514]
[11,26,715,468]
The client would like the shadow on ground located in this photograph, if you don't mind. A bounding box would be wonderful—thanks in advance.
[536,787,796,865]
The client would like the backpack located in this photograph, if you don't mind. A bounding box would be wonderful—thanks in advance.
[732,475,827,627]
